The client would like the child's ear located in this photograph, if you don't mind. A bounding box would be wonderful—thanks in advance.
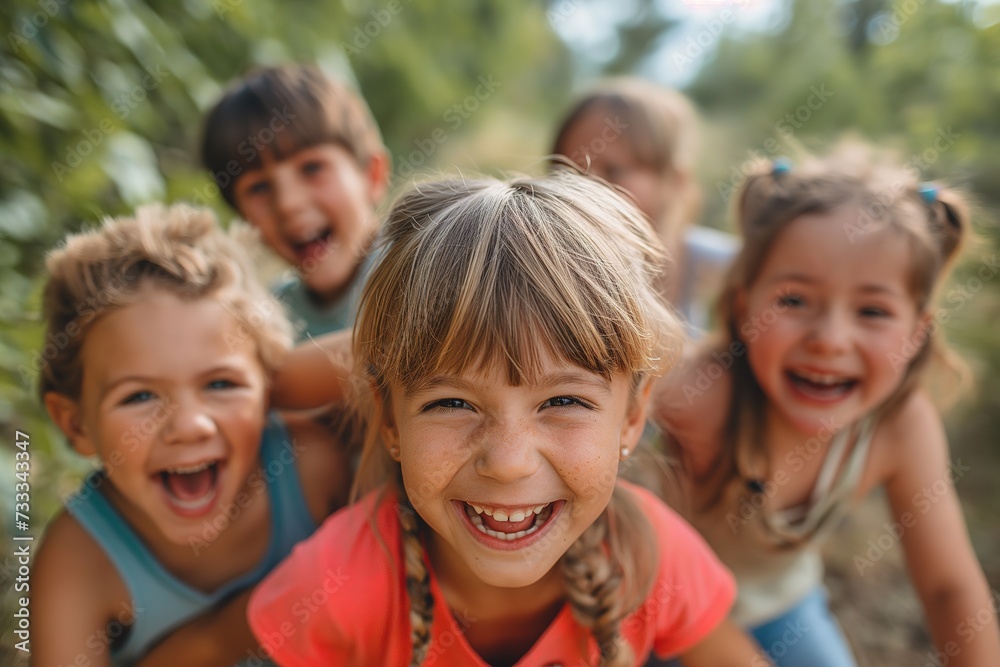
[621,378,654,448]
[364,150,391,206]
[371,384,400,453]
[44,392,96,457]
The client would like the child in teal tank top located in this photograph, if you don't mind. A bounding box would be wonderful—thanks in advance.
[32,205,353,666]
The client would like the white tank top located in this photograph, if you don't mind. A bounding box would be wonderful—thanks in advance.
[677,416,877,626]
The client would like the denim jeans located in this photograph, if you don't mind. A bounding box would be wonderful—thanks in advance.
[648,587,857,666]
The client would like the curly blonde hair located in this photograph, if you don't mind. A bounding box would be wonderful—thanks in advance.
[40,203,293,400]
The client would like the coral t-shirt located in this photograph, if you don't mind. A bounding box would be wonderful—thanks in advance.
[248,482,735,666]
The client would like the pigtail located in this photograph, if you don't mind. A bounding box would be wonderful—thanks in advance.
[884,183,974,414]
[399,500,434,667]
[562,512,629,666]
[927,185,968,266]
[561,485,656,667]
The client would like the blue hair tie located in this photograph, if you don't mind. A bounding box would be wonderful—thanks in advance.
[772,157,792,176]
[918,182,939,204]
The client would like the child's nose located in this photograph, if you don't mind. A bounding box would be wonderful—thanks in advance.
[162,396,217,444]
[273,171,310,220]
[474,419,542,483]
[805,309,852,354]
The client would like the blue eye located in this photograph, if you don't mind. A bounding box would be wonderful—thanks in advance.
[207,379,237,390]
[777,294,804,308]
[246,181,270,195]
[122,391,155,405]
[543,396,590,409]
[859,306,889,318]
[425,398,472,411]
[301,161,324,176]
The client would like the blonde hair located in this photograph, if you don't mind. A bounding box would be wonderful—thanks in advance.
[706,146,969,505]
[552,77,702,232]
[202,63,386,209]
[40,204,293,400]
[352,172,684,666]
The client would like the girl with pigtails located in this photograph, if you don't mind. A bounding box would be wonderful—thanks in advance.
[652,147,1000,666]
[248,172,766,666]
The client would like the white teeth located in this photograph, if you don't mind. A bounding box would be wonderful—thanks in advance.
[166,461,212,475]
[465,502,551,523]
[471,506,552,540]
[798,371,845,385]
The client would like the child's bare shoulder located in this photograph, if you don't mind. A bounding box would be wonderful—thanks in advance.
[34,510,128,624]
[869,391,947,482]
[653,344,733,439]
[283,410,354,523]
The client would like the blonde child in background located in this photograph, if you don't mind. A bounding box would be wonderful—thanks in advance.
[552,78,737,333]
[248,172,768,666]
[201,63,390,340]
[32,205,352,666]
[652,150,1000,665]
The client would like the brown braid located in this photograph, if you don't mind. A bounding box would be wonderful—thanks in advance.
[398,500,434,667]
[561,511,632,667]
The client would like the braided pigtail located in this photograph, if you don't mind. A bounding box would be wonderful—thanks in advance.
[398,501,434,667]
[561,485,656,667]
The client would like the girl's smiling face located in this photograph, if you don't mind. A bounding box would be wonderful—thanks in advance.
[383,348,648,591]
[53,287,269,547]
[739,209,929,436]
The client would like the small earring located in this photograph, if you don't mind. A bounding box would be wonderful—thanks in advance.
[389,445,400,461]
[620,446,630,461]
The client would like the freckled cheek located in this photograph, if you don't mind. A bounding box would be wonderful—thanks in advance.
[560,453,618,502]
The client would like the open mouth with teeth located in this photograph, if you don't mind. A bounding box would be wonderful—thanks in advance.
[458,500,561,548]
[155,460,221,518]
[291,229,333,265]
[786,369,858,402]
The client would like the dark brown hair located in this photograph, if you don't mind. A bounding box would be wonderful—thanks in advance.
[201,63,385,208]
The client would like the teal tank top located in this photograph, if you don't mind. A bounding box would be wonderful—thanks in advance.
[66,412,317,666]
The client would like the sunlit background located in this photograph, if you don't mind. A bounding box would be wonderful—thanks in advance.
[2,1,998,664]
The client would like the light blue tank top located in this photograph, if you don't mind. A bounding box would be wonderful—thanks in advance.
[66,412,317,666]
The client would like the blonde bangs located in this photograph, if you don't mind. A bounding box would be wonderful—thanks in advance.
[357,174,680,393]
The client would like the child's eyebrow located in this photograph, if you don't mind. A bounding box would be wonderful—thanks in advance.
[534,372,612,393]
[857,284,905,297]
[100,375,153,393]
[766,272,817,285]
[409,372,612,395]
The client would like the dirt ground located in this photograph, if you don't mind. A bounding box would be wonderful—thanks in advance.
[823,490,1000,667]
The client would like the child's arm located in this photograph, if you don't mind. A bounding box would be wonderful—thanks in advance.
[31,514,122,667]
[882,391,1000,666]
[676,618,772,666]
[136,589,256,667]
[270,329,353,410]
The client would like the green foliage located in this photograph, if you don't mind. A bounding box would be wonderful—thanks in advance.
[0,0,570,645]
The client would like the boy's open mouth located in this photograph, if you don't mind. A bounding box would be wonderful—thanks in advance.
[156,460,221,517]
[463,501,555,541]
[786,369,858,401]
[292,229,332,264]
